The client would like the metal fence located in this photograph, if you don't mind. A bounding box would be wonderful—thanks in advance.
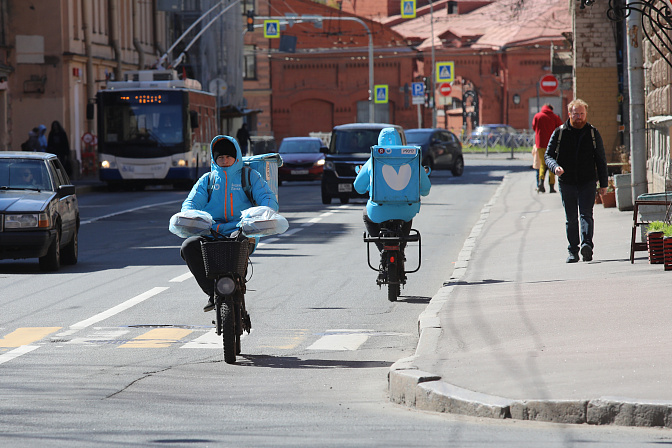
[460,129,535,152]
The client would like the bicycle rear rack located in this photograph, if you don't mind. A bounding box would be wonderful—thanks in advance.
[363,229,421,274]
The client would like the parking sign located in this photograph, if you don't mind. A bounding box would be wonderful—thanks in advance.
[411,82,424,105]
[436,61,455,83]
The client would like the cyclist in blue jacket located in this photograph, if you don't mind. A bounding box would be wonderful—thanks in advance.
[353,127,431,250]
[180,135,278,312]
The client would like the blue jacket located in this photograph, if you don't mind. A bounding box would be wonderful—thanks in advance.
[181,135,278,235]
[353,128,431,223]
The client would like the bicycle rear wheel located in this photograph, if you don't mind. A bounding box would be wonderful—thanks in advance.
[220,297,237,364]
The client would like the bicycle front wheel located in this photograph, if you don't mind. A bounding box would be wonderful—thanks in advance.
[220,297,237,364]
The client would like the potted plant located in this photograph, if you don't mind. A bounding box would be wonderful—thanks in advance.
[663,223,672,271]
[600,177,616,208]
[647,221,666,264]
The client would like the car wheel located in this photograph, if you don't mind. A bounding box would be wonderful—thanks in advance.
[339,196,349,204]
[321,187,332,204]
[61,228,78,265]
[39,229,61,272]
[451,156,464,176]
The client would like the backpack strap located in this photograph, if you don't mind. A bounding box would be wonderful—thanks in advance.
[207,166,256,206]
[555,124,565,158]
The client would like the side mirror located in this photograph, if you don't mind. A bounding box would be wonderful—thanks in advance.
[58,184,76,197]
[189,110,199,129]
[424,166,431,175]
[320,146,328,154]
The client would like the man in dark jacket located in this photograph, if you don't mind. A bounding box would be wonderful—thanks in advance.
[544,99,608,263]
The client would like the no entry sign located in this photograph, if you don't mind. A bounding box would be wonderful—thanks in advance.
[438,83,452,97]
[539,74,559,94]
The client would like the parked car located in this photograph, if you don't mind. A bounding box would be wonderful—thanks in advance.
[321,123,406,204]
[470,124,518,148]
[277,137,326,185]
[405,128,464,176]
[0,152,79,271]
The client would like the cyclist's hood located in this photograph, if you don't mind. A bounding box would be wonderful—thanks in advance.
[378,127,402,146]
[210,135,243,175]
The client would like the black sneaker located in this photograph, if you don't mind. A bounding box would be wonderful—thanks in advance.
[549,185,556,193]
[203,296,215,312]
[537,184,545,193]
[581,245,593,262]
[566,252,579,263]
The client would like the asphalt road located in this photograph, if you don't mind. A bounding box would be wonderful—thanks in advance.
[1,155,668,447]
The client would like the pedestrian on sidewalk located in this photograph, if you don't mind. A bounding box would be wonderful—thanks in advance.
[544,99,608,263]
[47,121,73,177]
[236,123,252,156]
[533,103,563,193]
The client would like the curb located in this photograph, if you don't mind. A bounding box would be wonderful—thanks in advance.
[388,174,672,428]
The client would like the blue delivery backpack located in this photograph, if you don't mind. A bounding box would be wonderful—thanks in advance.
[370,144,421,205]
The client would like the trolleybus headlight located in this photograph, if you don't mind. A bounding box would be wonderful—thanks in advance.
[101,160,111,169]
[177,159,187,167]
[215,277,236,296]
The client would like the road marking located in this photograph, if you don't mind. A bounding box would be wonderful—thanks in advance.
[80,199,182,225]
[0,327,61,347]
[64,287,169,332]
[307,329,371,351]
[120,328,193,348]
[170,272,193,282]
[65,328,130,345]
[258,329,308,350]
[180,329,222,349]
[0,345,40,365]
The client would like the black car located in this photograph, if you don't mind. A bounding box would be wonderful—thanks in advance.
[321,123,405,204]
[0,152,79,271]
[405,128,464,176]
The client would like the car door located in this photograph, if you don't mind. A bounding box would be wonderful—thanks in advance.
[49,159,77,243]
[432,131,452,168]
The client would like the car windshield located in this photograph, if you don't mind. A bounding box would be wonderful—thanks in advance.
[331,129,384,154]
[0,159,51,191]
[279,139,321,154]
[405,131,432,144]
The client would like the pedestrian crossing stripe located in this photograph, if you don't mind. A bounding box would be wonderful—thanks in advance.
[374,85,388,104]
[264,20,280,38]
[436,61,455,83]
[401,0,416,18]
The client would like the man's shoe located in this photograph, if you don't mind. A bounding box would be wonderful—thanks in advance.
[203,296,215,312]
[549,184,556,193]
[566,252,579,263]
[537,184,545,193]
[581,245,593,261]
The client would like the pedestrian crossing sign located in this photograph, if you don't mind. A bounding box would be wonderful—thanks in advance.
[436,61,455,83]
[374,85,388,104]
[401,0,416,18]
[264,20,280,38]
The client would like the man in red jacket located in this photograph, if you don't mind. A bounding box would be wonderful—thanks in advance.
[533,104,563,193]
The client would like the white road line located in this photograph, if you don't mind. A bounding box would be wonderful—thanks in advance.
[64,287,169,332]
[0,345,40,365]
[80,199,182,225]
[170,272,193,282]
[307,329,372,351]
[181,329,249,349]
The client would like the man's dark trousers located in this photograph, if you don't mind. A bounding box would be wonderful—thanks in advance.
[558,181,596,254]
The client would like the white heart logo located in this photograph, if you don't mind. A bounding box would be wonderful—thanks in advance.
[381,164,412,191]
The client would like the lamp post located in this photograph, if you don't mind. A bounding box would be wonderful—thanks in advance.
[256,15,375,122]
[430,1,437,128]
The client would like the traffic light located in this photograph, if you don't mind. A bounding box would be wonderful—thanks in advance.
[246,10,254,32]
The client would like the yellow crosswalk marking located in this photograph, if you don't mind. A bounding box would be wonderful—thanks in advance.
[0,327,62,347]
[258,329,308,350]
[119,328,193,348]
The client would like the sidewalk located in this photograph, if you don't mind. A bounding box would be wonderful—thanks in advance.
[390,169,672,428]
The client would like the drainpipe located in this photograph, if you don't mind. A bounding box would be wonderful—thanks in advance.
[133,0,146,69]
[109,0,122,80]
[82,0,95,131]
[626,9,647,200]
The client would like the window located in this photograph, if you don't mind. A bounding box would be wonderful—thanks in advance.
[243,45,257,80]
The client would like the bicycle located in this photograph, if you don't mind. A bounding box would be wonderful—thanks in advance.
[200,232,252,364]
[364,219,421,302]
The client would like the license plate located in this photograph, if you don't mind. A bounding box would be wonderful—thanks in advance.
[338,183,352,193]
[291,169,309,175]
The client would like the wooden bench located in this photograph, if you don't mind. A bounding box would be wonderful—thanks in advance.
[630,198,671,263]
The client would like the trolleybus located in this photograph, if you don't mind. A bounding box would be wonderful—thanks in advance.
[95,70,217,189]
